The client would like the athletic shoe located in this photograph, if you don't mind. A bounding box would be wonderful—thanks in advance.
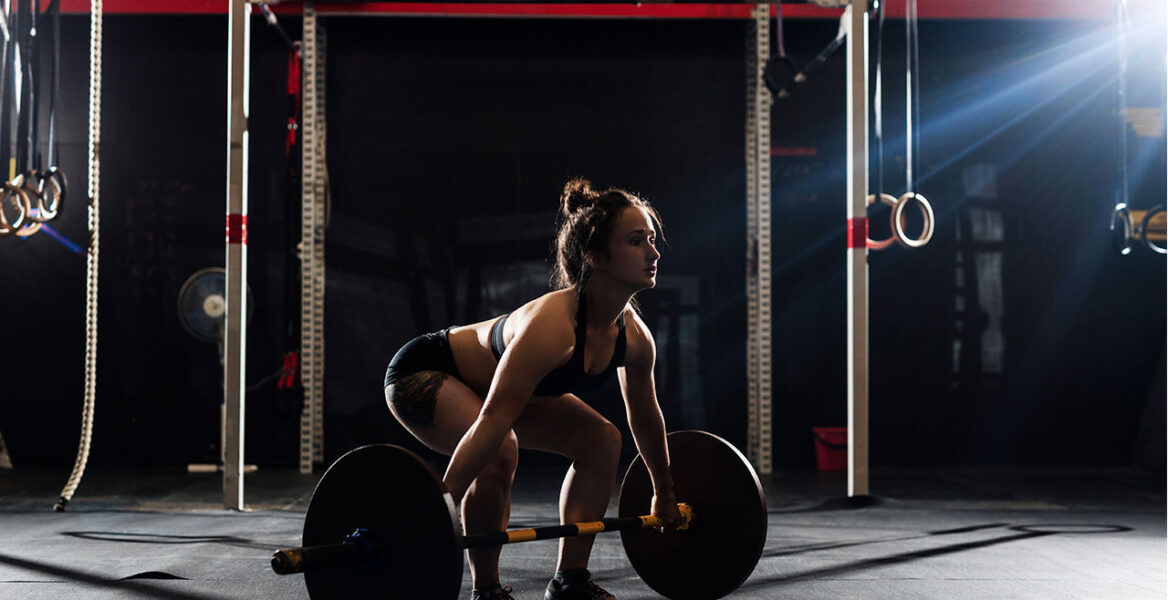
[544,569,616,600]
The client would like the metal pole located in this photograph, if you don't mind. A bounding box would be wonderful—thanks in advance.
[845,1,870,498]
[225,0,251,510]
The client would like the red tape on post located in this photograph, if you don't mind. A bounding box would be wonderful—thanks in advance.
[847,217,867,249]
[226,214,248,245]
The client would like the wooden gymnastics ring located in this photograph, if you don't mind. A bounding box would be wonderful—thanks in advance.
[1110,204,1133,255]
[34,167,67,222]
[0,181,33,236]
[1139,205,1166,255]
[12,171,46,237]
[893,191,935,249]
[867,193,899,250]
[11,172,44,221]
[271,431,766,600]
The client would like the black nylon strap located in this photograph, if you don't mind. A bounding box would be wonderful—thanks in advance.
[45,0,58,168]
[0,4,10,177]
[13,0,30,174]
[5,0,21,177]
[907,0,921,191]
[873,0,885,199]
[24,0,38,173]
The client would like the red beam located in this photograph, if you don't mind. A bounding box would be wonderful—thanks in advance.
[53,0,1123,20]
[57,0,222,12]
[884,0,1115,20]
[52,1,822,18]
[301,3,765,18]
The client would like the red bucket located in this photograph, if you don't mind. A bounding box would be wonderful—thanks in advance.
[812,427,847,471]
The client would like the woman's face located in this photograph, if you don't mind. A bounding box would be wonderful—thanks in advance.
[597,206,660,290]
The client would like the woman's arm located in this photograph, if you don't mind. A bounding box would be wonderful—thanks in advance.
[443,310,571,506]
[618,311,683,529]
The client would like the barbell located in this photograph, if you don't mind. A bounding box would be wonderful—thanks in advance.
[271,430,767,600]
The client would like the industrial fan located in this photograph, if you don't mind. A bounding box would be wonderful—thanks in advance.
[177,267,253,347]
[177,267,256,473]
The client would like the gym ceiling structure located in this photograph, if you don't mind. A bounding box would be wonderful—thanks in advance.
[0,0,1164,598]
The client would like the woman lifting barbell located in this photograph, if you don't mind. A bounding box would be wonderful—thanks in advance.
[384,178,684,600]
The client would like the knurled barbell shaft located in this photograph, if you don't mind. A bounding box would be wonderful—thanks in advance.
[272,503,693,576]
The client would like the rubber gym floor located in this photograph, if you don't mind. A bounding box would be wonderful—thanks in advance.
[0,461,1163,599]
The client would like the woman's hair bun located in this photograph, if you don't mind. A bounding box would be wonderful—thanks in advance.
[560,177,597,217]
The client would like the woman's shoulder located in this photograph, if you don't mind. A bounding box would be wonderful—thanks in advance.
[622,304,651,335]
[507,289,577,340]
[621,305,655,366]
[514,289,576,320]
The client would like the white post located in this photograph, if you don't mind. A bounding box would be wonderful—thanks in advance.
[746,4,773,476]
[224,0,250,510]
[845,2,870,498]
[300,2,327,474]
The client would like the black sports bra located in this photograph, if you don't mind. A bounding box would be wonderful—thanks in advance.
[490,293,626,396]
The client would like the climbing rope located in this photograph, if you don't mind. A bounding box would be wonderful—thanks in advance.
[55,0,100,512]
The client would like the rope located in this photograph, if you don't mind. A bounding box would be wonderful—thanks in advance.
[55,0,99,512]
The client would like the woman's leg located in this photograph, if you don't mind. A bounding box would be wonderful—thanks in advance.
[386,372,518,590]
[513,395,623,572]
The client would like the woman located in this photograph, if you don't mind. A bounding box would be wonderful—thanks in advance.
[384,178,682,600]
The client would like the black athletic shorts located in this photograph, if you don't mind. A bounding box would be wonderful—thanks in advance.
[384,327,460,388]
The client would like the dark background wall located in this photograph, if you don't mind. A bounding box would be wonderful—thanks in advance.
[0,13,1162,471]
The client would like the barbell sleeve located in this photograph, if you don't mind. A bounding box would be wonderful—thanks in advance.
[272,542,367,575]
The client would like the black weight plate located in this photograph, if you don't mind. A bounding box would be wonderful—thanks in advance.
[303,444,463,600]
[619,431,767,600]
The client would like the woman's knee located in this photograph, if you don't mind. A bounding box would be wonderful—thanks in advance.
[571,420,621,465]
[596,421,622,459]
[480,430,519,479]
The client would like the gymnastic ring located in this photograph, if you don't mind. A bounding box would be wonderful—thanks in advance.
[764,55,800,97]
[12,183,42,237]
[36,167,66,222]
[1139,205,1166,255]
[0,181,32,236]
[1109,204,1133,255]
[11,171,45,222]
[893,191,935,249]
[866,193,898,250]
[11,171,45,237]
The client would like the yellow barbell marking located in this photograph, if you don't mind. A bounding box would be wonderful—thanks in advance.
[636,503,694,530]
[577,521,605,535]
[506,529,537,543]
[500,502,694,546]
[677,503,693,531]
